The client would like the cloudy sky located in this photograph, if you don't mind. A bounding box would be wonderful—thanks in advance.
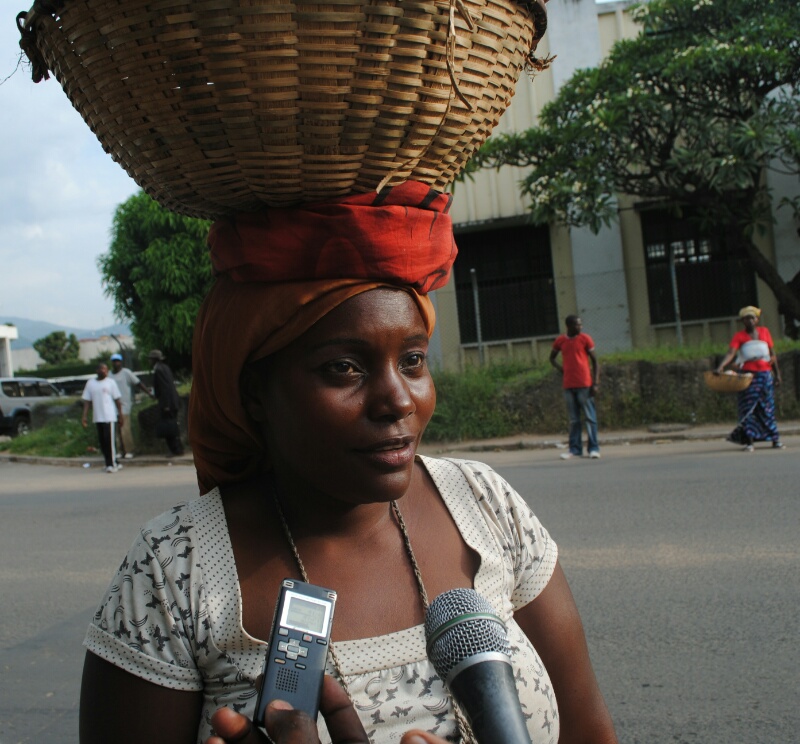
[1,1,618,331]
[0,15,139,330]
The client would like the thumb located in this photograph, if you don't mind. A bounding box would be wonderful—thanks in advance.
[400,731,450,744]
[208,707,269,744]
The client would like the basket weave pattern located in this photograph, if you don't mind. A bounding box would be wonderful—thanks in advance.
[21,0,537,218]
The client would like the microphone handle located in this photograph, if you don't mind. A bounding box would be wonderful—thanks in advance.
[448,659,532,744]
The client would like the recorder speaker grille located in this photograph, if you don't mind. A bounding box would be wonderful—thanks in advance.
[275,667,299,694]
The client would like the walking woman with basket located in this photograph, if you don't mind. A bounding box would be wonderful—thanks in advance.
[714,306,784,452]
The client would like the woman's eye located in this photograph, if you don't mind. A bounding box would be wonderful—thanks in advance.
[325,360,361,375]
[401,352,426,371]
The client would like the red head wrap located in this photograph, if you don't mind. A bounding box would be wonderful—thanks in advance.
[189,182,457,492]
[208,182,456,292]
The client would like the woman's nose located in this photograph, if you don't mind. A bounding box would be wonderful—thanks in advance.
[368,367,415,421]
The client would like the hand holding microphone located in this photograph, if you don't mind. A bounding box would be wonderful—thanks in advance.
[425,588,532,744]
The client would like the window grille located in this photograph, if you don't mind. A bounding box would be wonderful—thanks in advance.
[453,223,558,343]
[640,207,756,324]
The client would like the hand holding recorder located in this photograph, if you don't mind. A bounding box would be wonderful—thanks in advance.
[205,675,447,744]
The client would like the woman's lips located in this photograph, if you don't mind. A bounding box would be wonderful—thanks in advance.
[355,437,417,468]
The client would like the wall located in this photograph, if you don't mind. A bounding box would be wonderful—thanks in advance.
[496,351,800,436]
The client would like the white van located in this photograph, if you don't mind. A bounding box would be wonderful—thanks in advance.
[0,377,65,436]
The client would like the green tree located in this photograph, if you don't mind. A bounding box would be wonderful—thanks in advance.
[33,331,80,365]
[471,0,800,334]
[98,192,213,372]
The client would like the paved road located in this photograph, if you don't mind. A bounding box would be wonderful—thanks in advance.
[0,438,797,743]
[463,437,800,744]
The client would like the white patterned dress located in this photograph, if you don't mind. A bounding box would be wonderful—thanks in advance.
[84,456,560,743]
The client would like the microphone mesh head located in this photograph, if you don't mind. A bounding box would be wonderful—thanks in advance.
[424,588,511,681]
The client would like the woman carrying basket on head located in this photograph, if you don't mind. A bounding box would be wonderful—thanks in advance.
[78,183,618,744]
[714,305,783,452]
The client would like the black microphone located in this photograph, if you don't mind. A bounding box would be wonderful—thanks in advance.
[424,588,531,744]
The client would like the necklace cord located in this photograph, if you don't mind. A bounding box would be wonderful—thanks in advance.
[272,491,475,743]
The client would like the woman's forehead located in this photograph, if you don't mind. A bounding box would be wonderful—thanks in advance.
[320,289,422,327]
[294,289,428,349]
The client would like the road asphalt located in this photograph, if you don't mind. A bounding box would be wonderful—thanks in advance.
[1,419,798,468]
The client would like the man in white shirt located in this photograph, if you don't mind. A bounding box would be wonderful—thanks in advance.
[81,363,124,473]
[109,353,154,459]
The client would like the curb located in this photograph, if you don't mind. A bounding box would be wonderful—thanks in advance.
[3,423,797,465]
[423,422,800,455]
[0,453,195,468]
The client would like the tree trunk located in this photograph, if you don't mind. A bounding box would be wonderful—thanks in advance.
[740,239,800,332]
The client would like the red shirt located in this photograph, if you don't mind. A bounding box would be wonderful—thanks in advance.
[553,332,595,388]
[730,327,773,372]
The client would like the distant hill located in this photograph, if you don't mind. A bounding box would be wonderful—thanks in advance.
[1,316,132,349]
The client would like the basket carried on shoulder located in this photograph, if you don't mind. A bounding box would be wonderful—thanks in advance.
[703,370,753,394]
[17,0,547,219]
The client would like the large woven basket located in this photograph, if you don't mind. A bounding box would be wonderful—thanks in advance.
[18,0,546,219]
[703,370,753,394]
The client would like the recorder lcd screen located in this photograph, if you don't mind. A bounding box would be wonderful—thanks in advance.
[283,594,329,635]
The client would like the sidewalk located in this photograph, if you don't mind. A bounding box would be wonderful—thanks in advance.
[2,420,797,467]
[0,450,197,468]
[420,419,800,456]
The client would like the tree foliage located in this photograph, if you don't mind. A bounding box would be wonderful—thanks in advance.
[471,0,800,330]
[33,331,80,365]
[98,192,213,373]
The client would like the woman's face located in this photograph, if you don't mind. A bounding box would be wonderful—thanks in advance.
[248,289,436,506]
[742,314,758,332]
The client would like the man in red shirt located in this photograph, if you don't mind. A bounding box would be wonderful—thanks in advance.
[549,315,600,459]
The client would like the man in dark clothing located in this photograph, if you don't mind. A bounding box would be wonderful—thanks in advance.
[148,349,185,456]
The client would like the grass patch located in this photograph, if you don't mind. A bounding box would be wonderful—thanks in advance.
[600,338,799,366]
[1,399,97,458]
[0,395,156,458]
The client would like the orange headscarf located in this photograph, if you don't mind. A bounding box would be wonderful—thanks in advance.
[189,182,455,493]
[189,278,435,492]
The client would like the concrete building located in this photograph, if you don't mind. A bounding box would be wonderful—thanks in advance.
[8,334,135,373]
[75,334,135,363]
[430,0,800,371]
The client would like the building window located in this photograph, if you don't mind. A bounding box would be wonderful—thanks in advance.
[453,223,558,343]
[640,207,756,324]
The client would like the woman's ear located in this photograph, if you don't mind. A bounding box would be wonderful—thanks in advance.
[240,365,269,422]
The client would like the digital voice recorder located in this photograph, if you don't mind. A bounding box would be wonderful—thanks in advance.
[255,579,337,725]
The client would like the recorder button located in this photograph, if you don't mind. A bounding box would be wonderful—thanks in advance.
[278,641,289,652]
[316,639,328,646]
[278,628,289,636]
[296,663,306,670]
[303,634,313,642]
[297,646,308,658]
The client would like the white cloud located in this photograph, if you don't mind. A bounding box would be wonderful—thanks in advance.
[0,17,139,329]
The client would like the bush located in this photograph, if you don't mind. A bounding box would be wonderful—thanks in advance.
[16,362,97,378]
[423,346,800,444]
[425,363,533,442]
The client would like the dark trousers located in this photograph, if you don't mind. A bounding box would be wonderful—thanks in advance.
[95,422,117,467]
[159,412,184,455]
